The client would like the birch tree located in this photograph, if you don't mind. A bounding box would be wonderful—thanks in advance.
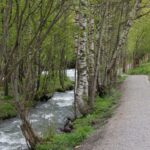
[75,0,89,115]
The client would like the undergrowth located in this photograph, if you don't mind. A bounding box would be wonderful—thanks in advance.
[129,63,150,75]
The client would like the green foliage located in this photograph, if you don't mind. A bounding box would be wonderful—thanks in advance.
[0,95,13,101]
[0,0,75,105]
[43,124,56,141]
[37,125,93,150]
[36,89,120,150]
[129,63,150,75]
[128,15,150,56]
[0,94,16,119]
[37,75,74,98]
[0,101,16,119]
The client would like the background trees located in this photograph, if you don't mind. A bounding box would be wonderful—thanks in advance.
[128,16,150,67]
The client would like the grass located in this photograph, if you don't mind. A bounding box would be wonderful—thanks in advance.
[36,89,121,150]
[0,96,17,120]
[117,74,128,84]
[129,63,150,75]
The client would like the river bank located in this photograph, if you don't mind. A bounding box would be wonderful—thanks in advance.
[36,88,121,150]
[0,70,74,120]
[36,75,126,150]
[0,69,75,150]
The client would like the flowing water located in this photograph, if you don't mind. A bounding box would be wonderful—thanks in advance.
[0,69,75,150]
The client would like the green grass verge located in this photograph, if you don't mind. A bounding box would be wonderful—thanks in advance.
[129,63,150,75]
[117,74,128,84]
[36,89,121,150]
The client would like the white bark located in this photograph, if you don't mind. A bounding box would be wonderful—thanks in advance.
[88,16,95,107]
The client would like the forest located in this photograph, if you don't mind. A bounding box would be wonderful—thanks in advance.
[0,0,150,150]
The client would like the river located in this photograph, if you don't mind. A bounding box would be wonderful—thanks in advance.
[0,69,75,150]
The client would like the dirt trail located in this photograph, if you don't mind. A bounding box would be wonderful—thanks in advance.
[78,75,150,150]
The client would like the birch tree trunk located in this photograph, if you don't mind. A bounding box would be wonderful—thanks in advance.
[88,11,95,108]
[95,3,107,96]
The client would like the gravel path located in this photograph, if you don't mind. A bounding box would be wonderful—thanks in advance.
[78,75,150,150]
